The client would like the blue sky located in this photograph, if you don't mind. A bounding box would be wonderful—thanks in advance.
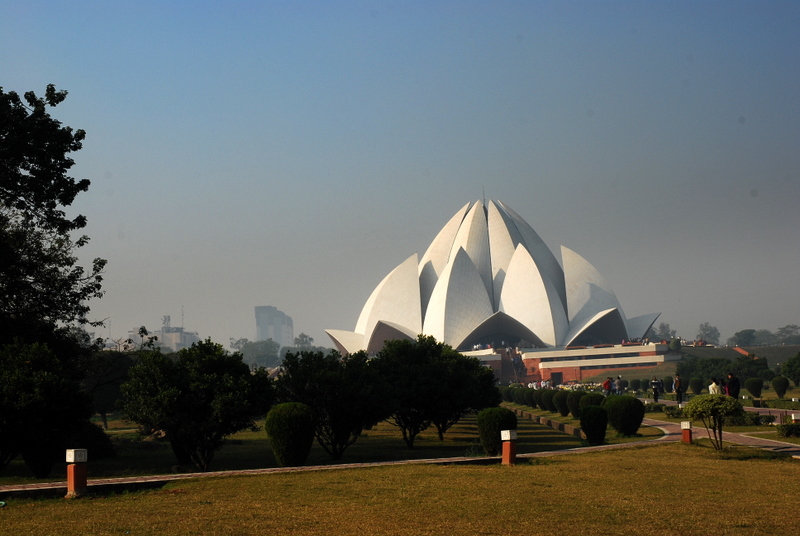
[2,1,799,348]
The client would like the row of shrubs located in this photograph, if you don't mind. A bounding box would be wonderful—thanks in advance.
[501,386,646,447]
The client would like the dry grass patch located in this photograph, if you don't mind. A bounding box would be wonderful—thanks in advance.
[1,442,797,536]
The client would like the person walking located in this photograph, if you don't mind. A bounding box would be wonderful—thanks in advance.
[673,374,684,404]
[726,372,741,399]
[708,378,721,395]
[650,376,661,403]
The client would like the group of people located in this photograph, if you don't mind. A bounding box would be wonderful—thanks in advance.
[649,372,741,402]
[602,376,625,396]
[707,373,741,398]
[526,379,552,389]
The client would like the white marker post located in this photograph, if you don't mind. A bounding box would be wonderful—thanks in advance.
[501,429,517,466]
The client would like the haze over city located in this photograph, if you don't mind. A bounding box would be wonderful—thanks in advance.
[2,1,798,349]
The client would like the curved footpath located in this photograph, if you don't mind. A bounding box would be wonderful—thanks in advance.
[2,403,798,499]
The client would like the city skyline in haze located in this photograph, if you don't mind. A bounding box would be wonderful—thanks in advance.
[2,1,798,349]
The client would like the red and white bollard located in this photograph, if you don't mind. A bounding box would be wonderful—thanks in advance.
[501,430,517,466]
[681,421,692,444]
[65,449,88,499]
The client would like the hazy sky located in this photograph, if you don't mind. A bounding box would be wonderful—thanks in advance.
[3,1,798,348]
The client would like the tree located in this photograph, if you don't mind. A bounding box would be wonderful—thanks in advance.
[1,85,105,347]
[1,84,105,476]
[782,352,800,387]
[121,340,274,471]
[0,342,92,477]
[294,333,314,348]
[732,329,757,347]
[429,350,501,441]
[373,335,476,448]
[753,329,777,346]
[684,395,744,451]
[653,322,676,341]
[776,325,800,345]
[276,350,390,460]
[229,337,280,368]
[696,323,720,345]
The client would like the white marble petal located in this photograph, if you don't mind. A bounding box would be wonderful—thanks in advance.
[418,202,471,319]
[499,244,568,346]
[354,253,421,339]
[423,247,494,348]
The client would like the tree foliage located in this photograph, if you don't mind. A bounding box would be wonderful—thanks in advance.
[1,85,105,346]
[373,335,499,448]
[732,329,757,347]
[696,322,720,345]
[120,340,274,471]
[229,337,280,369]
[684,394,744,451]
[276,349,390,460]
[0,342,92,477]
[781,352,800,387]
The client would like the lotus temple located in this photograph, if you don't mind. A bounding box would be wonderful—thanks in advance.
[326,200,679,384]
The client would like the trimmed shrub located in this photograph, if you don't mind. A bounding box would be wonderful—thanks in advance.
[540,389,558,413]
[723,413,775,426]
[662,377,673,393]
[580,405,608,446]
[477,407,518,456]
[663,405,684,418]
[567,391,587,419]
[67,422,116,460]
[629,379,641,391]
[532,389,545,409]
[776,424,800,438]
[553,391,570,417]
[689,378,704,395]
[512,387,527,405]
[602,395,645,436]
[579,392,605,409]
[744,378,763,399]
[499,386,512,402]
[772,376,790,399]
[523,388,537,409]
[265,402,316,467]
[644,402,664,413]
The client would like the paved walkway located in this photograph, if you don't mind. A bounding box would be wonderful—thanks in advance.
[2,405,798,499]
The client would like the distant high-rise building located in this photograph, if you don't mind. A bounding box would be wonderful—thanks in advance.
[255,306,293,348]
[128,316,200,353]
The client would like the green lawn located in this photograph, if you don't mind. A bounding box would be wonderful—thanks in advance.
[1,442,797,536]
[0,413,584,486]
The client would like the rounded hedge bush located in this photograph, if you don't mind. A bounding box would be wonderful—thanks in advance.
[580,405,608,446]
[265,402,316,467]
[477,407,518,456]
[579,392,605,409]
[602,395,645,436]
[772,376,790,399]
[744,378,763,399]
[512,387,528,405]
[523,388,537,409]
[532,389,545,409]
[629,379,641,391]
[662,377,673,393]
[540,389,557,413]
[689,377,704,395]
[499,386,512,402]
[566,391,587,419]
[553,390,570,417]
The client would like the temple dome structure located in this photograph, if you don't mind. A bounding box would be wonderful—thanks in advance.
[326,200,659,354]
